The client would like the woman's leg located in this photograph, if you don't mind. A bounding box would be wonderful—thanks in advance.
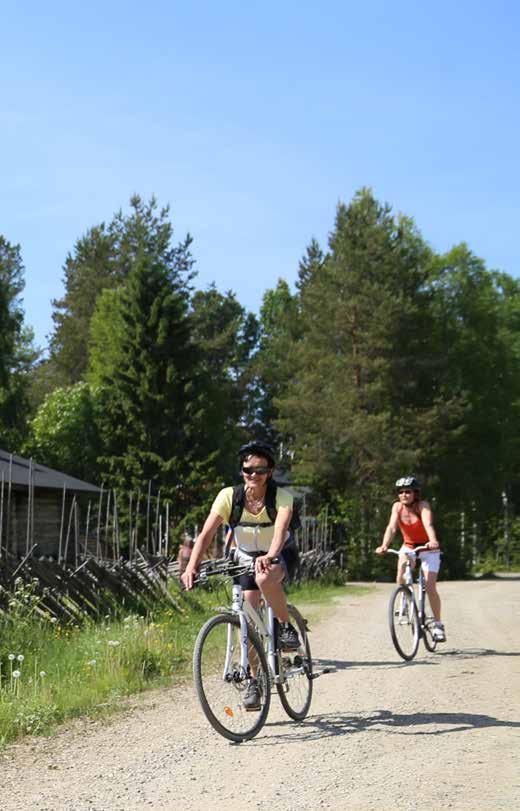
[425,570,441,621]
[254,564,289,622]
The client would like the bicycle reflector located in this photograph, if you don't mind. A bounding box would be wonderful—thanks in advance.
[224,706,234,717]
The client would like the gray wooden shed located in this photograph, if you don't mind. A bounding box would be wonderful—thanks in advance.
[0,450,101,558]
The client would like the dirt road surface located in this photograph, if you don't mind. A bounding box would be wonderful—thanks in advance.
[1,579,519,811]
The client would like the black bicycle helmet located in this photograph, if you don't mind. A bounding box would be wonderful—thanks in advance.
[238,440,276,468]
[395,476,421,490]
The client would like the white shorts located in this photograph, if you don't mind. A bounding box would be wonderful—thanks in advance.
[399,546,441,574]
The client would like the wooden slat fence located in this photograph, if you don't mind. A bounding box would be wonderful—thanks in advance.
[0,549,179,623]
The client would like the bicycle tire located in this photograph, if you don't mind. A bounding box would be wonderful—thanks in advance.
[276,605,313,721]
[193,613,271,742]
[389,586,420,661]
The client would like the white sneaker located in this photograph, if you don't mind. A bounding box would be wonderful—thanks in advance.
[432,622,446,642]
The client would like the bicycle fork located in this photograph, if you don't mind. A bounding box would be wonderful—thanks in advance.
[226,585,284,685]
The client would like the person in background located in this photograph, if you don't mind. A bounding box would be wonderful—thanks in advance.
[376,476,446,642]
[177,531,194,576]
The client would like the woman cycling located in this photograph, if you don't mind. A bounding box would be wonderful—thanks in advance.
[376,476,446,642]
[181,440,301,707]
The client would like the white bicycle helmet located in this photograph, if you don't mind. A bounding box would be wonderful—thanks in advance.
[395,476,421,490]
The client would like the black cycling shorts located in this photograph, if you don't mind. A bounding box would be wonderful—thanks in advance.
[233,549,289,591]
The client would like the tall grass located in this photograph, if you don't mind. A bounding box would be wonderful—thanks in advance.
[0,574,360,746]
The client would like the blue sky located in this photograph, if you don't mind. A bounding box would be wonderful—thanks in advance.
[2,1,519,350]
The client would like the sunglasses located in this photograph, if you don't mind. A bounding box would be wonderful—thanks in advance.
[242,466,270,475]
[398,489,414,495]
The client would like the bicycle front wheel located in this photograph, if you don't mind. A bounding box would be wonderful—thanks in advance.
[193,613,271,743]
[389,586,420,661]
[276,605,313,721]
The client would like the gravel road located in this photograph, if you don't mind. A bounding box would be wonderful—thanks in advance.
[1,579,519,811]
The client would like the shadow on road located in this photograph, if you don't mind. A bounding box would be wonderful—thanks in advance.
[313,657,437,671]
[259,708,520,745]
[314,645,520,673]
[435,647,520,658]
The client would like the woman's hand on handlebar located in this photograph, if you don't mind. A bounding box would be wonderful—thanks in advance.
[375,545,387,555]
[255,554,273,574]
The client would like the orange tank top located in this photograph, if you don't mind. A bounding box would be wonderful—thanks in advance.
[397,504,429,547]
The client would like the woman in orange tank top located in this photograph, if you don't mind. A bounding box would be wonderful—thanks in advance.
[376,476,446,642]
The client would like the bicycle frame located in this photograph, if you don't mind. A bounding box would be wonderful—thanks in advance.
[391,548,430,630]
[196,554,310,690]
[222,581,297,686]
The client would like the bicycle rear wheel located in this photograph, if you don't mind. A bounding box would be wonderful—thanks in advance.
[422,619,438,652]
[389,586,420,661]
[193,613,271,742]
[276,605,313,721]
[421,595,439,652]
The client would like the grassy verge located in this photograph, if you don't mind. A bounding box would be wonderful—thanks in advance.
[0,575,368,747]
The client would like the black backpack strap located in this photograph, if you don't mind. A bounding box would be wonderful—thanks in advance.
[229,484,245,528]
[229,481,279,528]
[265,479,278,524]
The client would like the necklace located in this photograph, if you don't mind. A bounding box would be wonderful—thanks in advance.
[244,487,266,515]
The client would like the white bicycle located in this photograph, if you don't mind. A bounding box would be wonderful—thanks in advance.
[192,553,313,742]
[387,546,441,661]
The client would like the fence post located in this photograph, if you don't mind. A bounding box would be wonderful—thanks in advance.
[84,500,92,556]
[95,484,104,560]
[165,501,170,558]
[502,491,510,567]
[6,454,12,552]
[58,482,67,564]
[146,480,152,553]
[0,470,4,558]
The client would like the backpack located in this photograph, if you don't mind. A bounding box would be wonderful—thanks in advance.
[228,480,301,581]
[228,479,302,532]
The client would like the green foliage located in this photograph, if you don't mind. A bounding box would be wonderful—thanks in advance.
[0,237,38,450]
[23,382,103,481]
[87,287,126,387]
[276,188,451,497]
[96,252,216,523]
[189,285,259,478]
[50,195,191,385]
[251,279,301,450]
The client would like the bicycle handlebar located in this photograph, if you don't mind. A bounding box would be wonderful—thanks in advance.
[383,546,440,557]
[193,553,281,585]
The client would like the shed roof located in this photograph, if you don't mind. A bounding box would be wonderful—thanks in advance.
[0,450,101,494]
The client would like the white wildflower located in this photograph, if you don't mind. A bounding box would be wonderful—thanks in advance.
[12,670,21,678]
[17,654,24,662]
[8,653,15,661]
[39,671,47,678]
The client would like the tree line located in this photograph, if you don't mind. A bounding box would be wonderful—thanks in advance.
[1,189,519,574]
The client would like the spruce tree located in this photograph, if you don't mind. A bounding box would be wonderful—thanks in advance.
[0,237,37,449]
[98,253,214,521]
[50,196,190,384]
